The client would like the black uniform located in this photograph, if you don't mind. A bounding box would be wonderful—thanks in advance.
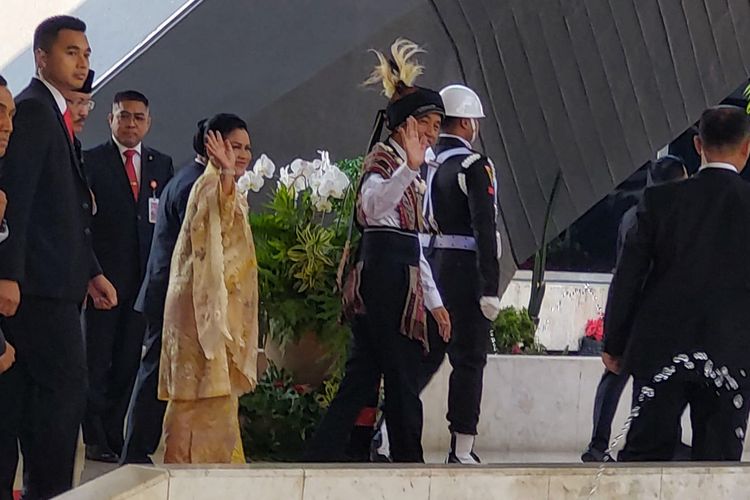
[418,134,500,436]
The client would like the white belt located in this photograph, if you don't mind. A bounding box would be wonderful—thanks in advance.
[419,233,477,251]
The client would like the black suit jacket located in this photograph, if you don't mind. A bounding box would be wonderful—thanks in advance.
[0,78,100,302]
[134,160,204,323]
[84,141,173,299]
[604,167,750,378]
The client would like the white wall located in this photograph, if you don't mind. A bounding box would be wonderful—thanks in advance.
[1,0,191,94]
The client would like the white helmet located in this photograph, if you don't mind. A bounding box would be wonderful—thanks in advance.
[439,84,485,119]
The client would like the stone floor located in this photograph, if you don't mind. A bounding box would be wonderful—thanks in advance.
[75,451,583,487]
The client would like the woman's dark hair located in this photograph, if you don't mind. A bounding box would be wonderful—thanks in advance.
[204,113,248,141]
[193,118,208,155]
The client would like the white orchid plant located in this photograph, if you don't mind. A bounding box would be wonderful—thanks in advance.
[238,153,277,194]
[248,151,362,360]
[277,151,351,212]
[238,151,351,215]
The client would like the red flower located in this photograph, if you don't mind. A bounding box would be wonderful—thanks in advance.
[273,380,284,389]
[293,384,306,394]
[585,315,604,342]
[511,343,523,354]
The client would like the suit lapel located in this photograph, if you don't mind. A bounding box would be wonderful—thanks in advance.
[30,79,87,185]
[138,147,155,203]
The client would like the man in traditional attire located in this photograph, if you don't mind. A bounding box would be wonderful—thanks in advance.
[305,39,451,463]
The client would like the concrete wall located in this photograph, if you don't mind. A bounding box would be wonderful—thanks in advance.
[421,355,631,455]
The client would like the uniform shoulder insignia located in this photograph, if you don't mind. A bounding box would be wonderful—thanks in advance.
[461,153,482,169]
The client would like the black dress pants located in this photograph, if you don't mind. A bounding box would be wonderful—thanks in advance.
[619,375,750,461]
[417,250,491,435]
[586,369,630,453]
[83,296,146,454]
[119,317,167,464]
[0,297,87,500]
[305,257,425,463]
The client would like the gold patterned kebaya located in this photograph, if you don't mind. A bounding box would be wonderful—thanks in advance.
[159,162,258,463]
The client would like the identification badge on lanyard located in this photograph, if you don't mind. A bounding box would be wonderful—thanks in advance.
[148,180,159,224]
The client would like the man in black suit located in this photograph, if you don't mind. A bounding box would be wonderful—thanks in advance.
[83,91,173,462]
[0,75,16,376]
[0,16,117,500]
[582,156,688,463]
[604,106,750,461]
[120,121,207,465]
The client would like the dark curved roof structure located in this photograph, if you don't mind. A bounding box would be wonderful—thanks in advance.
[81,0,750,284]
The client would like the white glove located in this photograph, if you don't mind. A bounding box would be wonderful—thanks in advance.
[479,296,501,321]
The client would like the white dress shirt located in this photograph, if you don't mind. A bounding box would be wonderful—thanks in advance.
[698,161,738,174]
[113,136,143,184]
[360,139,443,310]
[35,75,66,114]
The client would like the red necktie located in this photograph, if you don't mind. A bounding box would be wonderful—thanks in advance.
[123,149,139,201]
[63,107,74,141]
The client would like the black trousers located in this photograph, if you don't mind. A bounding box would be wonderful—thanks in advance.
[417,249,490,435]
[619,376,750,461]
[119,318,166,464]
[586,369,630,453]
[0,297,87,500]
[83,296,146,454]
[305,249,425,462]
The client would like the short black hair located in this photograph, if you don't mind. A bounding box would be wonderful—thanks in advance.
[113,90,149,108]
[649,155,686,185]
[0,75,6,87]
[442,116,463,130]
[33,16,86,52]
[204,113,248,141]
[193,118,208,156]
[698,105,750,150]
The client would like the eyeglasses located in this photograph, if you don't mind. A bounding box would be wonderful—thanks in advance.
[65,98,95,111]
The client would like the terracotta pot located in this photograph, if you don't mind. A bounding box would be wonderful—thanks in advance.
[264,331,335,387]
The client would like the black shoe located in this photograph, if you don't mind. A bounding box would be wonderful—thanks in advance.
[86,444,120,463]
[447,433,481,464]
[672,442,692,461]
[581,448,613,463]
[447,450,481,464]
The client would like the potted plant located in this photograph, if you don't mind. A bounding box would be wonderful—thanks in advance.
[243,153,361,385]
[579,313,604,356]
[491,306,545,354]
[239,363,325,461]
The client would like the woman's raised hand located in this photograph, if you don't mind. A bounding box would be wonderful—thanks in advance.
[206,130,236,173]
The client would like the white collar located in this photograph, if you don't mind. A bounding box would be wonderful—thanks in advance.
[34,75,66,115]
[698,162,738,174]
[387,137,407,161]
[112,136,142,157]
[439,133,473,149]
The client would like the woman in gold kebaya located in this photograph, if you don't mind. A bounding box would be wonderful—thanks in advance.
[158,114,258,464]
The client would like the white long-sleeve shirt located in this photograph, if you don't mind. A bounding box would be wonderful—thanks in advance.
[359,139,443,310]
